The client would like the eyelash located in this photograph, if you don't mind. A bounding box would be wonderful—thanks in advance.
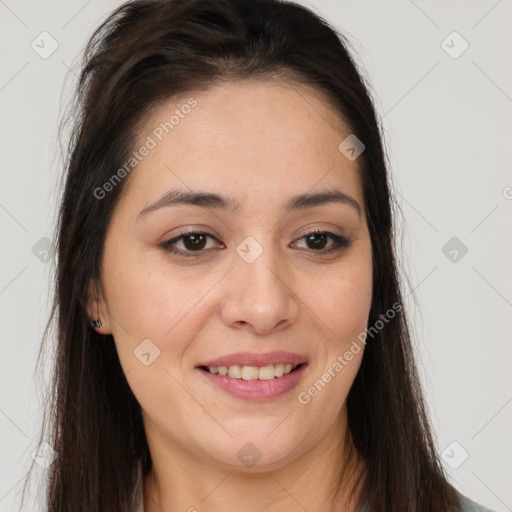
[161,230,351,258]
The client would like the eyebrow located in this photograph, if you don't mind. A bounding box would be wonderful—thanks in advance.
[137,188,362,220]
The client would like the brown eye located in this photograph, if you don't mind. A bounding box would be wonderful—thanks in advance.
[180,233,208,251]
[162,231,224,257]
[293,230,351,253]
[304,232,329,250]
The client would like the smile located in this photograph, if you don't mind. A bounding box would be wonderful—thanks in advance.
[196,363,308,401]
[200,363,301,380]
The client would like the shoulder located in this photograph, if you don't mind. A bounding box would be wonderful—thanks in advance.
[457,491,497,512]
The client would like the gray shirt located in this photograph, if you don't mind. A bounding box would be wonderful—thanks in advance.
[458,492,497,512]
[136,491,496,511]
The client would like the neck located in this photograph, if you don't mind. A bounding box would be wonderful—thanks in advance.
[142,409,365,512]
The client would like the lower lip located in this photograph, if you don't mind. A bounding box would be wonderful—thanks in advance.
[196,364,308,401]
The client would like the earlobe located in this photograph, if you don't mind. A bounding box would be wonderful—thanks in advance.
[86,280,112,334]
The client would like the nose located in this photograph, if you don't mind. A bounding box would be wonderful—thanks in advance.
[220,241,299,335]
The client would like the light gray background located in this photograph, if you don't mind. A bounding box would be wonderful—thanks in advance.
[1,1,511,511]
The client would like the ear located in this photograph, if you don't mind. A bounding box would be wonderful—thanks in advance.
[85,279,112,335]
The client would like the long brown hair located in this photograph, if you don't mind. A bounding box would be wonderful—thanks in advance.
[22,0,462,510]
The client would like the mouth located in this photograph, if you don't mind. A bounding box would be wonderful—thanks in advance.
[197,362,305,381]
[195,359,308,401]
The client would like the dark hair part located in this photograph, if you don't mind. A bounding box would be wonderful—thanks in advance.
[22,0,462,510]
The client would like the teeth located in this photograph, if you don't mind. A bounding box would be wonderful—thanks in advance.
[206,363,299,380]
[228,366,241,379]
[241,366,259,380]
[257,365,275,381]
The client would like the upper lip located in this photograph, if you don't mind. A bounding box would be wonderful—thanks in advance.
[196,351,309,368]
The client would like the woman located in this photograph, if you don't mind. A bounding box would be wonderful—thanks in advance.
[23,0,496,510]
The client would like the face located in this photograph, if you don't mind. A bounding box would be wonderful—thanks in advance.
[90,78,373,472]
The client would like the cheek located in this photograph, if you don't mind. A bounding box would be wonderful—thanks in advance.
[103,246,206,338]
[294,268,370,425]
[330,275,372,341]
[300,255,373,345]
[102,259,211,419]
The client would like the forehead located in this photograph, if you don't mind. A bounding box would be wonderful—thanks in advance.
[124,78,364,213]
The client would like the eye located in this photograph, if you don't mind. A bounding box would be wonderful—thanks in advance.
[161,231,224,257]
[161,229,351,258]
[292,230,351,254]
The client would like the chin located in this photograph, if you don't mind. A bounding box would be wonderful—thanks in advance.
[197,430,307,472]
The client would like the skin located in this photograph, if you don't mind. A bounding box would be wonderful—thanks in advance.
[88,78,373,512]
